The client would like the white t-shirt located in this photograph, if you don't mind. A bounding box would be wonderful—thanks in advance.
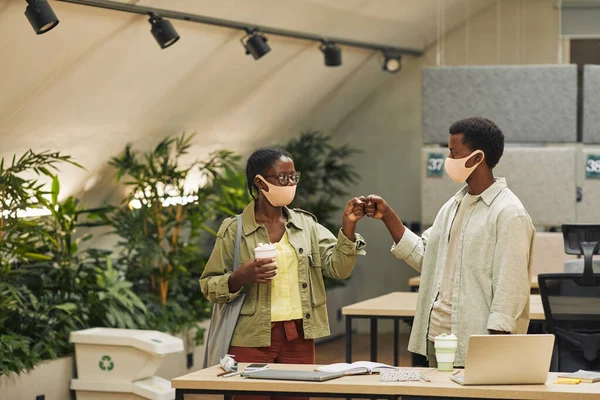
[428,193,480,341]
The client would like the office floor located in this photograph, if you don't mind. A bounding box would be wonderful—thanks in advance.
[187,332,412,400]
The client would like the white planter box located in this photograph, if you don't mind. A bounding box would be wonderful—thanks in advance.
[0,323,208,400]
[0,356,73,400]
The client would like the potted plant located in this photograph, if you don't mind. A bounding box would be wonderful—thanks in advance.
[0,151,146,399]
[0,150,82,378]
[104,133,242,373]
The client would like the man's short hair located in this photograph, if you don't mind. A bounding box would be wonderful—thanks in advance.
[449,117,505,169]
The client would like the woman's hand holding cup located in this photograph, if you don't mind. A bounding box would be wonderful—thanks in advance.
[238,258,278,284]
[251,243,278,283]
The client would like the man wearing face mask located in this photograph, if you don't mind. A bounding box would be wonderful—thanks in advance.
[364,117,535,367]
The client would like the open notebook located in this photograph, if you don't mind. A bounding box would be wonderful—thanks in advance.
[315,361,395,375]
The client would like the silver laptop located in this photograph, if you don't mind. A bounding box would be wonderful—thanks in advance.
[243,369,345,382]
[451,334,555,386]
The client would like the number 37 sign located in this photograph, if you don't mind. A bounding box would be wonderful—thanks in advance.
[586,155,600,179]
[427,153,445,177]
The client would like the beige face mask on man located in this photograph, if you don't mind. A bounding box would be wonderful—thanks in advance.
[444,150,484,183]
[256,175,297,207]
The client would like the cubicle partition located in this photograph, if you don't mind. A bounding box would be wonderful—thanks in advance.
[422,65,577,144]
[583,65,600,144]
[578,146,600,222]
[420,147,577,227]
[421,64,600,229]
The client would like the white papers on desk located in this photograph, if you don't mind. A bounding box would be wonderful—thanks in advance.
[316,361,395,375]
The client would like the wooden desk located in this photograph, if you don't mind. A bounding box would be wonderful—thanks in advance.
[409,275,540,292]
[342,292,546,367]
[172,364,600,400]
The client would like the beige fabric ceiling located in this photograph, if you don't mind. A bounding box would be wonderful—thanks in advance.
[0,0,493,202]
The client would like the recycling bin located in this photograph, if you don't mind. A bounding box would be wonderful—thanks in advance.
[70,328,184,400]
[71,376,174,400]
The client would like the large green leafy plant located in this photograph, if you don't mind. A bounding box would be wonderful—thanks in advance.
[0,151,146,376]
[0,150,80,375]
[34,179,148,330]
[105,133,241,339]
[209,162,252,222]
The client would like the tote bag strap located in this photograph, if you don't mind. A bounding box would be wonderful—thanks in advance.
[233,214,242,270]
[202,214,243,369]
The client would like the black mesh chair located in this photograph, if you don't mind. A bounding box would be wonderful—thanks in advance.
[538,224,600,372]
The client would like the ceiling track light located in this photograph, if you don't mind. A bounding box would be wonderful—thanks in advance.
[382,52,403,74]
[320,41,342,67]
[241,30,271,60]
[55,0,423,68]
[148,13,180,49]
[25,0,59,35]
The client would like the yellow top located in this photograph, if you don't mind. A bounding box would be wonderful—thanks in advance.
[271,231,303,322]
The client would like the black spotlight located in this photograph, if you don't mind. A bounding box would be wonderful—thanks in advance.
[241,31,271,60]
[382,52,402,73]
[148,13,180,49]
[320,42,342,67]
[25,0,59,35]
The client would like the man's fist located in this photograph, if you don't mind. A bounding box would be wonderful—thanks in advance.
[364,195,390,220]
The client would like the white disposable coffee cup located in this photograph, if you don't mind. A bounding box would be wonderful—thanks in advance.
[254,243,277,278]
[434,333,458,372]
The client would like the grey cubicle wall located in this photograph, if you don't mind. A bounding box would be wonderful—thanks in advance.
[583,65,600,144]
[577,146,600,222]
[422,65,577,144]
[421,147,577,227]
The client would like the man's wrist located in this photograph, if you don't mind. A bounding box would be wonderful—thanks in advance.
[381,208,394,222]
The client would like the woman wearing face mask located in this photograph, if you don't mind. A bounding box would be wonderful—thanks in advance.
[200,148,366,399]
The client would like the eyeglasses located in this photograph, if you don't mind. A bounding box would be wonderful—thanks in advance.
[264,171,301,186]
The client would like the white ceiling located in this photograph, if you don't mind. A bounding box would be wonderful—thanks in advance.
[0,0,494,202]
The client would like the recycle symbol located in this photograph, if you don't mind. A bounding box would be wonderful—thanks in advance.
[98,355,114,371]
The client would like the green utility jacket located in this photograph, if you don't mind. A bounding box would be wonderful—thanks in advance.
[200,201,366,347]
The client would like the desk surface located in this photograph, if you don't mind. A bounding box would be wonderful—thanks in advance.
[342,292,545,320]
[409,275,540,290]
[172,364,600,400]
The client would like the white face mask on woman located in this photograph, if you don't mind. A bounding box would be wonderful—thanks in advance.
[444,150,484,183]
[256,175,297,207]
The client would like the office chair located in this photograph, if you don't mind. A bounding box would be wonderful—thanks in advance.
[564,258,600,274]
[538,224,600,372]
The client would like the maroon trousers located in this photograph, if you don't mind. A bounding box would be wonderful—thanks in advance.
[228,320,315,400]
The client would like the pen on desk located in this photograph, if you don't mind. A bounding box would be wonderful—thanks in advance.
[419,374,431,382]
[452,370,461,376]
[221,370,244,378]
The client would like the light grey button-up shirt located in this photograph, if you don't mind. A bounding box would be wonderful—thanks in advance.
[392,178,535,366]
